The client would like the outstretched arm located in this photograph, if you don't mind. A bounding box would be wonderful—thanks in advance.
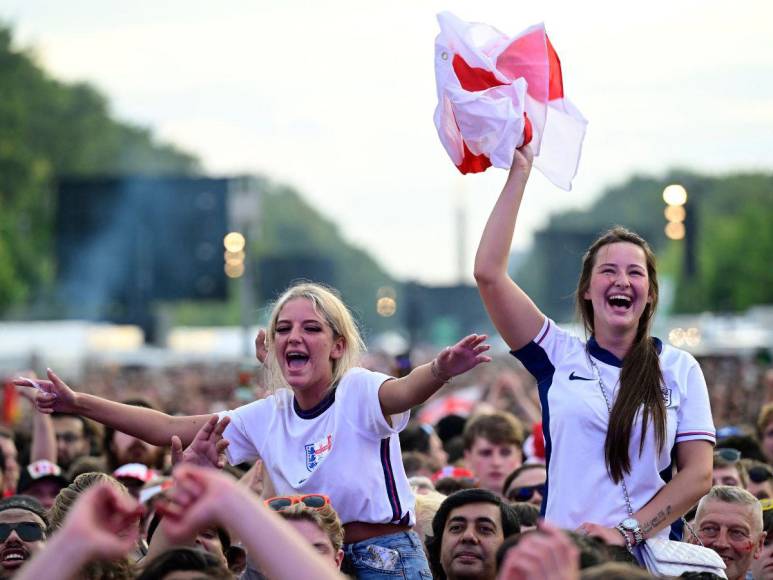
[474,145,545,351]
[378,334,491,416]
[160,464,344,580]
[14,369,211,447]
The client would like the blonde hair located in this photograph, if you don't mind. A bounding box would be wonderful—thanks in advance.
[414,491,447,543]
[48,473,135,580]
[49,472,129,531]
[265,282,365,393]
[277,502,345,552]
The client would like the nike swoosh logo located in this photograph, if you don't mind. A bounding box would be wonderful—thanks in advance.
[569,371,593,381]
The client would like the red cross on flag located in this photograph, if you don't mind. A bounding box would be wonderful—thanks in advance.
[433,12,587,190]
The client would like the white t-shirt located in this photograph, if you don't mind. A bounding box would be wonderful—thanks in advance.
[511,318,715,537]
[219,367,415,526]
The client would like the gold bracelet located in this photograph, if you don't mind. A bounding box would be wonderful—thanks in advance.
[430,359,451,384]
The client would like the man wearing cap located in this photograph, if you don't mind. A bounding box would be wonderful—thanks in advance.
[16,460,68,510]
[113,463,158,500]
[0,495,47,578]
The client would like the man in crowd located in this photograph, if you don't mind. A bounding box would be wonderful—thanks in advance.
[15,460,68,511]
[103,399,166,472]
[51,413,94,471]
[713,448,748,488]
[694,485,766,580]
[0,496,47,579]
[745,460,773,500]
[462,412,524,497]
[428,488,520,580]
[501,464,546,507]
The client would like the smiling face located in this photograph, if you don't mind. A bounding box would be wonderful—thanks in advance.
[582,241,652,341]
[273,298,345,404]
[697,499,765,580]
[439,502,503,580]
[0,509,46,577]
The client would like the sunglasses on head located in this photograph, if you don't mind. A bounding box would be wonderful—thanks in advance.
[714,448,742,463]
[0,522,45,543]
[507,483,546,503]
[264,494,330,511]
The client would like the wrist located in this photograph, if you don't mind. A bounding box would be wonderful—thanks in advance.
[430,359,451,384]
[618,517,644,547]
[48,532,93,571]
[614,525,633,551]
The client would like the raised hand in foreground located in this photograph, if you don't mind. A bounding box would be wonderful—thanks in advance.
[158,464,344,580]
[498,521,579,580]
[16,484,143,580]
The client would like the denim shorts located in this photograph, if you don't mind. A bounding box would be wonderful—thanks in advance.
[343,530,432,579]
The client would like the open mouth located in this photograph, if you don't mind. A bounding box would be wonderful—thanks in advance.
[286,352,310,369]
[1,549,28,567]
[607,294,632,310]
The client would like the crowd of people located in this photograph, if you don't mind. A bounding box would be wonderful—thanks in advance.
[0,146,768,579]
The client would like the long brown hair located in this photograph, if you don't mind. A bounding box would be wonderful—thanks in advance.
[576,226,665,483]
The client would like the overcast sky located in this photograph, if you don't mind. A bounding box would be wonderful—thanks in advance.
[2,0,772,284]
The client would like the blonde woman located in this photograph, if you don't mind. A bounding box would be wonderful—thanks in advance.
[21,282,490,578]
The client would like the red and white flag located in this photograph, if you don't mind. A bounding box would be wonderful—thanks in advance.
[433,12,587,190]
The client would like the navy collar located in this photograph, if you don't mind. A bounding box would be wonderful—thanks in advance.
[587,335,663,368]
[293,388,337,419]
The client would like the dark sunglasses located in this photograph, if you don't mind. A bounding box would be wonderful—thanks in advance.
[714,448,742,463]
[507,483,546,503]
[264,494,330,511]
[0,522,45,542]
[749,466,773,483]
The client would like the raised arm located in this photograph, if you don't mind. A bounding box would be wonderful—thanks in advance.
[14,369,210,447]
[15,376,57,463]
[473,145,545,351]
[378,334,491,416]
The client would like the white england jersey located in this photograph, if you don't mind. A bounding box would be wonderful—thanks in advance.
[219,367,415,526]
[511,318,715,537]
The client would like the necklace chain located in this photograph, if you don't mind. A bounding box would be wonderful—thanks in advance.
[587,353,704,546]
[587,354,634,518]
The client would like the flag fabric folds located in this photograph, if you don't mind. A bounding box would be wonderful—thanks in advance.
[433,11,587,190]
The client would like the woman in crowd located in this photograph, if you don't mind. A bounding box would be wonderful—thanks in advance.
[20,282,490,578]
[473,145,714,550]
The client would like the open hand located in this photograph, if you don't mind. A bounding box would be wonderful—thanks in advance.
[12,369,78,414]
[434,334,492,380]
[171,415,230,469]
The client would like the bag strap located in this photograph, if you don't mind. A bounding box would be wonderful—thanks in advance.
[587,353,704,547]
